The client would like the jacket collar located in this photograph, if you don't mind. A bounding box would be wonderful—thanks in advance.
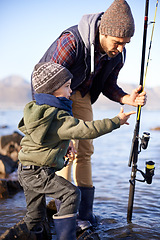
[34,93,73,116]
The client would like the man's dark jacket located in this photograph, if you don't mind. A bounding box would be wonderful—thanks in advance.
[38,13,127,104]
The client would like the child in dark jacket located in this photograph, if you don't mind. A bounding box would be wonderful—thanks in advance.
[18,62,135,240]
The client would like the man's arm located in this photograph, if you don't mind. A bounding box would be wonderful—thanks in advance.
[102,62,128,102]
[102,62,146,107]
[51,32,76,68]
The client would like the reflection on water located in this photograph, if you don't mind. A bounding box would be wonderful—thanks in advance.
[0,108,160,239]
[0,191,26,234]
[92,108,160,239]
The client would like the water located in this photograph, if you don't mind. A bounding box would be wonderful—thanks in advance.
[0,107,160,239]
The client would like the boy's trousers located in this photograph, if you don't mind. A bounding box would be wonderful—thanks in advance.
[18,164,80,230]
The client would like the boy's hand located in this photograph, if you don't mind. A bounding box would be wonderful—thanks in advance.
[66,140,77,160]
[117,107,136,125]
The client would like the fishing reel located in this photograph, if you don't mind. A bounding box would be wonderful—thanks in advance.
[136,131,155,184]
[136,160,155,184]
[139,132,150,152]
[129,131,155,184]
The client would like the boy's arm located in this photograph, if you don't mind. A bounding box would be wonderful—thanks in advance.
[57,113,120,140]
[57,108,135,140]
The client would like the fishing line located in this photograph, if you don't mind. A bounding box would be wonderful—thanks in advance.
[137,0,159,120]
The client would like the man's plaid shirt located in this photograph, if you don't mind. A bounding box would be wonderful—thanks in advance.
[51,32,126,102]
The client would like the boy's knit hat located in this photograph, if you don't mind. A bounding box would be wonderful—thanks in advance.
[99,0,135,38]
[32,62,73,94]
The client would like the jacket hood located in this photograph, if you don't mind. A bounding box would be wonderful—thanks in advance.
[78,12,103,74]
[78,12,103,50]
[18,101,58,144]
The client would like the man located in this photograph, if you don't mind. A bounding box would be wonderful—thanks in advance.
[32,0,146,226]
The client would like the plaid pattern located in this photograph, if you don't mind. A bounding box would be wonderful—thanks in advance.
[51,32,125,101]
[51,33,76,68]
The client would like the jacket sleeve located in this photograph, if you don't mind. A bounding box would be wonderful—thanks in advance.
[51,33,76,68]
[56,111,120,140]
[102,62,127,103]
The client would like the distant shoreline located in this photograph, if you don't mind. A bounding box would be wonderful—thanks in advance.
[0,76,160,110]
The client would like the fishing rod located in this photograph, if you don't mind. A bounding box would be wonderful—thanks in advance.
[127,0,159,223]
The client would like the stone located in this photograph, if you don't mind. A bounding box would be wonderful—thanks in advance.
[0,131,23,162]
[0,171,22,199]
[151,127,160,131]
[0,154,18,174]
[0,220,36,240]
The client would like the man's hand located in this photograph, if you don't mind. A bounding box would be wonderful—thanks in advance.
[120,85,147,107]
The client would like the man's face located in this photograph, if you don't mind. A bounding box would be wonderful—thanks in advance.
[99,34,131,58]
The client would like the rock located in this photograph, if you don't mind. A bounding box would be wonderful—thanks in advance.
[0,131,23,162]
[0,131,23,174]
[0,125,8,129]
[151,127,160,131]
[0,197,100,240]
[46,199,57,221]
[0,220,36,240]
[0,171,22,199]
[0,154,18,174]
[77,228,100,240]
[0,179,9,198]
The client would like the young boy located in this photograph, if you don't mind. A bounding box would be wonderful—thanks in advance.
[18,62,135,240]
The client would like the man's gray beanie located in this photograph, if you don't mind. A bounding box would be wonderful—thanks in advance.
[100,0,135,38]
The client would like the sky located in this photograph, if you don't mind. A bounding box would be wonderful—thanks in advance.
[0,0,160,88]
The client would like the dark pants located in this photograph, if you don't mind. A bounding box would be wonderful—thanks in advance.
[18,164,80,230]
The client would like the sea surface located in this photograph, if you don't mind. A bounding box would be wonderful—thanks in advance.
[0,107,160,239]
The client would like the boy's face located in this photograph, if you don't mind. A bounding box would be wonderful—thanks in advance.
[53,79,72,99]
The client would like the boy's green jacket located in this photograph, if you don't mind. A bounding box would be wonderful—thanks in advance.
[18,101,120,171]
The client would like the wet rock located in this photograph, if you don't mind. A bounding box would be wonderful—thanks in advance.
[0,131,23,175]
[0,171,22,199]
[0,205,52,239]
[0,220,36,240]
[46,199,57,219]
[0,179,9,198]
[0,154,18,174]
[77,228,100,240]
[0,131,23,163]
[0,198,100,240]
